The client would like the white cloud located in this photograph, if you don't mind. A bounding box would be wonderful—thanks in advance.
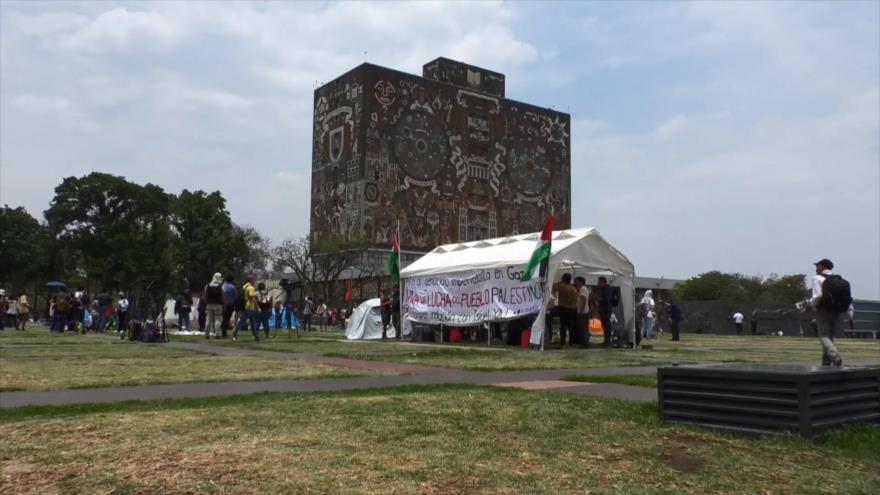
[654,114,689,142]
[12,94,99,133]
[59,7,183,51]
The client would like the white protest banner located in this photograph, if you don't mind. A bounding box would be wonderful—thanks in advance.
[403,266,546,326]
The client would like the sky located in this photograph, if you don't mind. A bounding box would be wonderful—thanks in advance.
[1,1,878,298]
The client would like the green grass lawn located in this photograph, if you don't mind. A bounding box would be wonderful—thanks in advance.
[1,385,877,494]
[0,327,377,391]
[221,332,880,371]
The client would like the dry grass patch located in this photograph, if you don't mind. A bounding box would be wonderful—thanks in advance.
[1,386,878,494]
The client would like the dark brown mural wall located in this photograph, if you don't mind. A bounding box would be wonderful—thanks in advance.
[311,61,571,252]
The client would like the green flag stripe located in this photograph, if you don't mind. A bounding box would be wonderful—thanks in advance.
[388,249,400,283]
[521,241,551,281]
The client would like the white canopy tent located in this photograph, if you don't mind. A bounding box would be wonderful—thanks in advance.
[345,298,399,340]
[399,228,637,346]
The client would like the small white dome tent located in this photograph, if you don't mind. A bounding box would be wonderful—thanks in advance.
[346,298,398,340]
[399,228,636,347]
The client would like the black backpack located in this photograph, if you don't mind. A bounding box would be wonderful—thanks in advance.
[820,275,852,313]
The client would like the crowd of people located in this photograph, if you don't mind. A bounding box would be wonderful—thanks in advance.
[171,273,348,341]
[2,287,130,334]
[0,289,31,331]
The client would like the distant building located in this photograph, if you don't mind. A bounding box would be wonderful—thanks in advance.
[310,57,571,263]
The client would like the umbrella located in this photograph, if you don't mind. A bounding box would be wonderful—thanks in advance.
[45,281,66,288]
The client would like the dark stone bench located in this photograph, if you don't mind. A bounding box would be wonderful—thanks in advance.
[658,363,880,437]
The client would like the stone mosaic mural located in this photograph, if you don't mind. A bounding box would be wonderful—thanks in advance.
[311,58,571,252]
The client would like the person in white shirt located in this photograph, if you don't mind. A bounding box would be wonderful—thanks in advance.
[639,290,655,341]
[731,311,744,335]
[809,258,845,366]
[573,276,590,349]
[116,292,130,337]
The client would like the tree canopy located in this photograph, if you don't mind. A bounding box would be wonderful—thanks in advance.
[670,271,808,303]
[0,205,50,289]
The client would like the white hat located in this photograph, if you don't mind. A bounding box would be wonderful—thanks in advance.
[0,289,5,296]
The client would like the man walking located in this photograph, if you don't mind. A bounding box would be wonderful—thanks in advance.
[809,258,850,366]
[302,296,313,332]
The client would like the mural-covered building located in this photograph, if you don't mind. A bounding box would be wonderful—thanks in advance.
[310,57,571,260]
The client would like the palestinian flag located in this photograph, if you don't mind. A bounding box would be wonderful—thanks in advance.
[388,226,400,284]
[521,214,554,282]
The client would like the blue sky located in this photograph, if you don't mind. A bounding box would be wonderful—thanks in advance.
[1,1,878,298]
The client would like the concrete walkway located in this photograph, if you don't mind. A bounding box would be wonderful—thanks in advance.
[0,340,659,408]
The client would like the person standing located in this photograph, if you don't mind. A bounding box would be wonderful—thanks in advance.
[274,302,283,330]
[732,310,744,335]
[175,290,193,331]
[750,309,759,335]
[639,290,656,342]
[573,276,590,348]
[203,273,224,339]
[809,258,850,366]
[379,289,392,339]
[284,300,296,329]
[116,292,129,336]
[16,291,30,330]
[5,293,18,330]
[317,301,328,331]
[257,282,273,339]
[668,301,683,342]
[551,274,578,347]
[196,295,207,333]
[391,285,402,340]
[0,290,7,330]
[595,276,616,347]
[96,289,112,332]
[234,275,260,341]
[302,296,313,332]
[221,276,237,338]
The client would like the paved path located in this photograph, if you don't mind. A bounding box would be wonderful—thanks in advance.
[5,340,873,409]
[0,340,659,408]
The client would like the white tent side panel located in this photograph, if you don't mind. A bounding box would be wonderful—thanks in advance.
[345,298,398,340]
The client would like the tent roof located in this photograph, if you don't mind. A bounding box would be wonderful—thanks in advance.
[400,227,634,278]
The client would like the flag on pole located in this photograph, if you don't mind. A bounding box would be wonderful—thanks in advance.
[344,279,353,302]
[388,223,400,284]
[521,214,554,282]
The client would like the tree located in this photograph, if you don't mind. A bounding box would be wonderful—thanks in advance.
[671,270,808,303]
[272,234,370,304]
[170,190,242,291]
[760,274,808,303]
[0,205,50,289]
[44,172,175,313]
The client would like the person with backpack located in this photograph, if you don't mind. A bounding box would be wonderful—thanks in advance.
[639,290,656,343]
[175,290,193,331]
[203,273,225,339]
[809,258,851,366]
